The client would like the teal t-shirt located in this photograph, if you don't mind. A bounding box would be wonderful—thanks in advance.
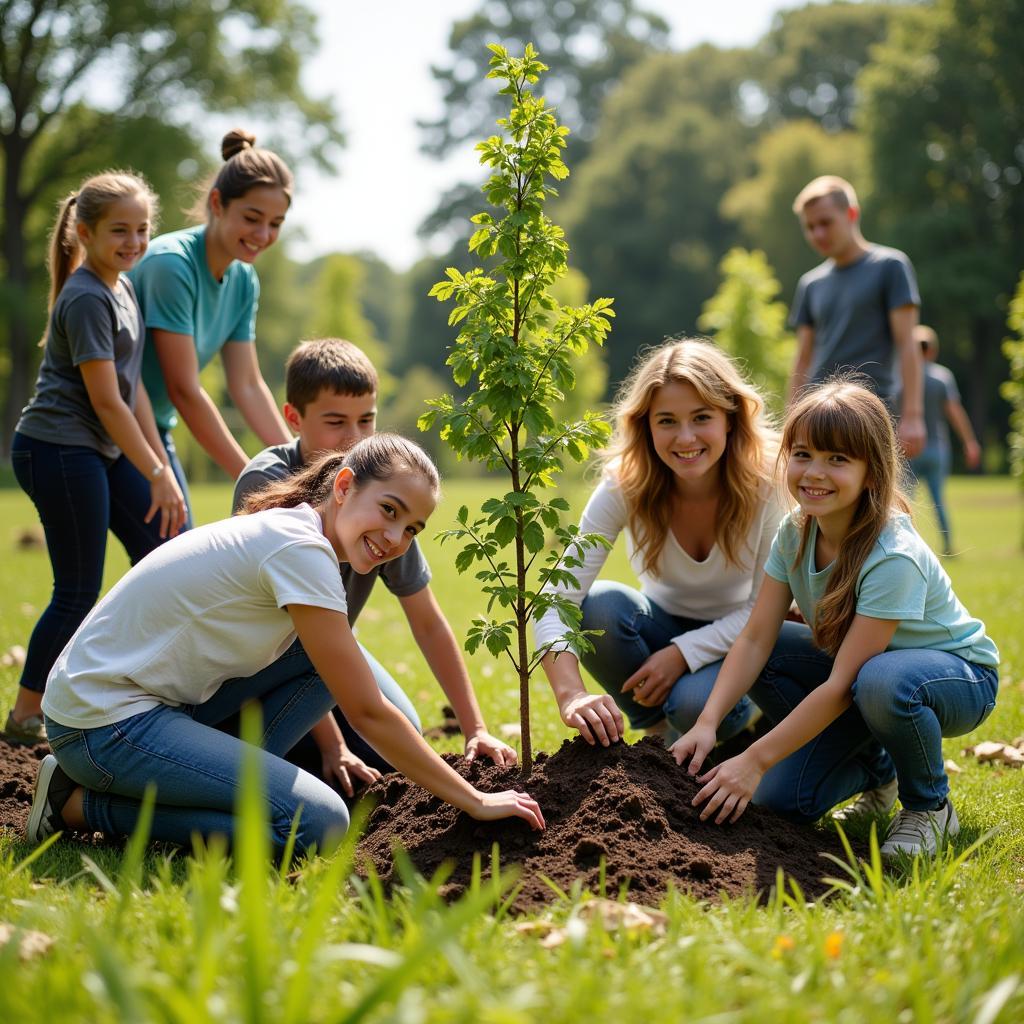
[129,226,259,430]
[764,512,999,667]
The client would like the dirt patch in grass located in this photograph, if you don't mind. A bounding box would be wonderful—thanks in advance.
[0,736,49,833]
[357,736,860,912]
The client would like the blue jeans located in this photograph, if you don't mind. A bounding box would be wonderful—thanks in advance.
[258,641,422,778]
[44,642,347,854]
[580,581,756,738]
[12,432,171,693]
[751,622,998,822]
[910,441,952,552]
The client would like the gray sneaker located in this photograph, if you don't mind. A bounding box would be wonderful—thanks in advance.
[25,755,75,843]
[2,710,47,745]
[832,777,899,823]
[880,799,960,859]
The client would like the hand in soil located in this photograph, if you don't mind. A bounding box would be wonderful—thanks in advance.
[693,752,764,825]
[471,788,546,830]
[464,731,518,766]
[321,748,382,797]
[670,722,717,776]
[621,645,686,707]
[560,693,624,746]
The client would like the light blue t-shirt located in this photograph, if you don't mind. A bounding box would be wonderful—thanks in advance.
[129,226,259,430]
[764,512,998,667]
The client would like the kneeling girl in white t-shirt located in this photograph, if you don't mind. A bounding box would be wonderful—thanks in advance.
[28,434,544,852]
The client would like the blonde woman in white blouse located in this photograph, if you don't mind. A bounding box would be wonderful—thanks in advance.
[537,339,785,747]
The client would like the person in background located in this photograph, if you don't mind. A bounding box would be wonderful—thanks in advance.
[129,129,292,523]
[5,172,185,746]
[232,338,517,796]
[908,325,981,556]
[789,175,925,459]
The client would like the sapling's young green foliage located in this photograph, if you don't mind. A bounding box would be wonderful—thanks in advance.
[419,44,615,773]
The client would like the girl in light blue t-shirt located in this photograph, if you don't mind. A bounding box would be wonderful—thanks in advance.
[671,381,998,860]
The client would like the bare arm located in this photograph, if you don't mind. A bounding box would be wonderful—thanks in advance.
[788,325,815,406]
[398,586,517,765]
[221,340,290,446]
[288,604,544,828]
[79,360,186,538]
[689,614,900,825]
[944,397,982,469]
[891,304,925,457]
[152,328,250,478]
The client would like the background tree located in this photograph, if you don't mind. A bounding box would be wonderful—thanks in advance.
[697,248,795,414]
[0,0,341,452]
[1001,271,1024,545]
[421,46,613,773]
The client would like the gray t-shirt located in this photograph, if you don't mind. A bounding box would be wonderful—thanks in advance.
[921,362,958,448]
[790,245,920,399]
[232,439,431,622]
[16,267,145,460]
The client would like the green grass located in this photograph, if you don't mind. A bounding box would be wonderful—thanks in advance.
[1,477,1023,1022]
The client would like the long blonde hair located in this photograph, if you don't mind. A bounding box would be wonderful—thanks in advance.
[43,171,157,343]
[602,338,778,573]
[782,381,911,656]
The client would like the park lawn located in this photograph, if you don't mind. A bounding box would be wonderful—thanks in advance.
[0,475,1022,1022]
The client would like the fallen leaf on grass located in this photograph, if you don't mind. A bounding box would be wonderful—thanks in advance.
[0,922,54,961]
[944,758,963,774]
[1,645,27,668]
[515,899,668,947]
[962,741,1024,767]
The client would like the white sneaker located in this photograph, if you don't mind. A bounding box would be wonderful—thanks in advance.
[832,777,899,823]
[880,799,960,859]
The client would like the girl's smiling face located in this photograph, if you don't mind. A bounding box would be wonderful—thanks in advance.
[648,380,730,486]
[786,438,869,528]
[209,185,289,265]
[79,194,151,285]
[323,465,437,572]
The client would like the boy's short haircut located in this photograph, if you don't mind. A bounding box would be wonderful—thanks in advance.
[285,338,378,412]
[792,175,859,215]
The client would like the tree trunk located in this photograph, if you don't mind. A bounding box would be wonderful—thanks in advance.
[1,138,33,457]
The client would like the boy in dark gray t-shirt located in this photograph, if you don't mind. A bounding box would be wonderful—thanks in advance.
[232,339,517,795]
[788,175,925,458]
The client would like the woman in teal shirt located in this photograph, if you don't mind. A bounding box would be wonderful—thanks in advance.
[130,129,292,522]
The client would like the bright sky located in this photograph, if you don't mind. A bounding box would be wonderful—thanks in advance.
[287,1,798,268]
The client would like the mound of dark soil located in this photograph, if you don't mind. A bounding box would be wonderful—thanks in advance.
[0,736,49,833]
[357,737,860,912]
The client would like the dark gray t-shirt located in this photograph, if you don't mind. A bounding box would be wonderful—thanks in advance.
[917,362,958,448]
[790,245,920,399]
[232,439,431,623]
[17,267,145,460]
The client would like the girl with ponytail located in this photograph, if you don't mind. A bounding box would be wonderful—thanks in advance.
[128,129,294,522]
[27,435,544,853]
[7,171,186,745]
[671,381,999,861]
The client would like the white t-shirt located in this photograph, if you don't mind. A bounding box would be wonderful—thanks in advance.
[43,505,348,729]
[533,475,787,671]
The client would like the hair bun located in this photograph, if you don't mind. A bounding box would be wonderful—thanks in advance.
[221,129,257,161]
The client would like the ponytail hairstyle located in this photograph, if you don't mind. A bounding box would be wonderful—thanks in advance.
[601,337,779,573]
[43,171,158,343]
[781,379,911,656]
[191,128,293,221]
[240,433,439,515]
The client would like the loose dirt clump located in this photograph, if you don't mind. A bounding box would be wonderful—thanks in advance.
[0,736,49,833]
[357,737,860,912]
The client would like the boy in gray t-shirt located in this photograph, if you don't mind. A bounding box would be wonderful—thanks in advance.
[232,339,516,794]
[788,175,925,458]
